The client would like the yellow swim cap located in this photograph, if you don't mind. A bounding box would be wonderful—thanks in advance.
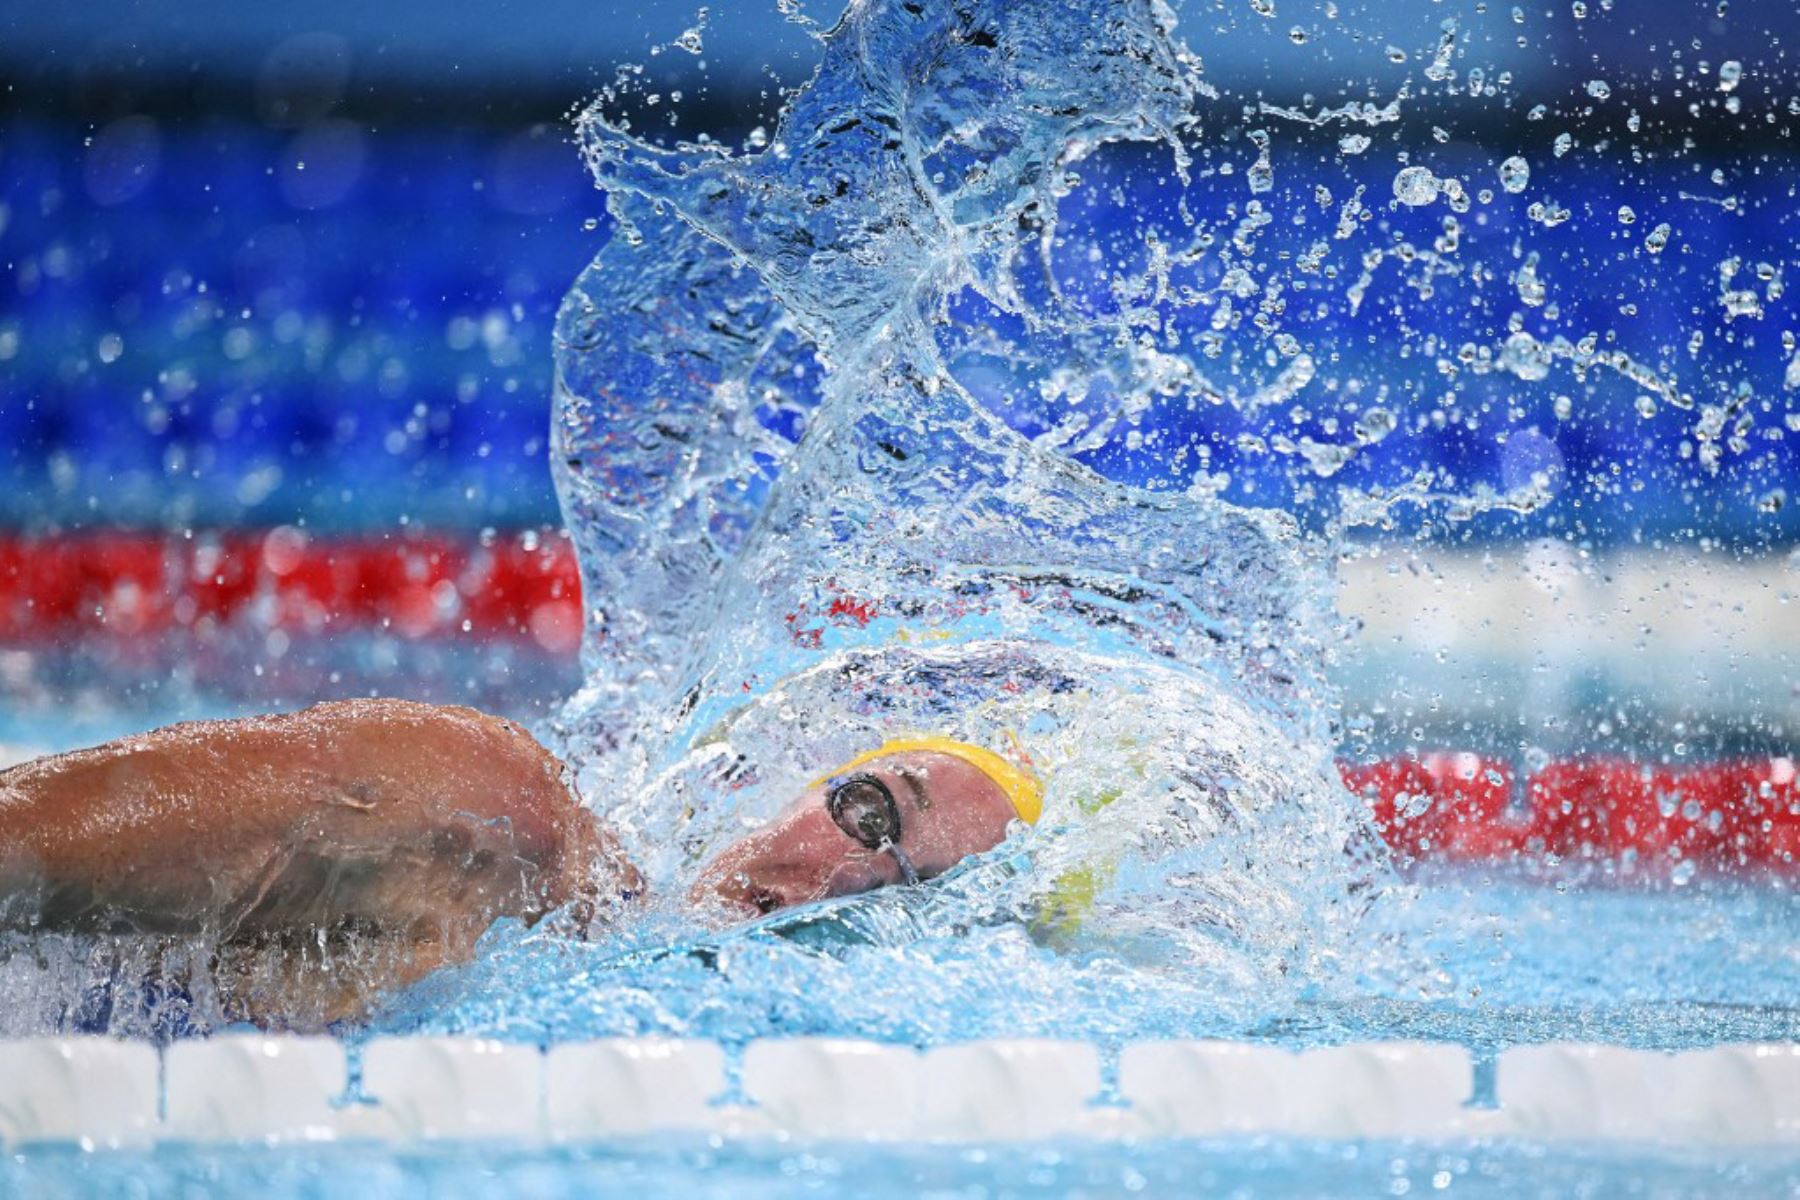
[819,736,1044,824]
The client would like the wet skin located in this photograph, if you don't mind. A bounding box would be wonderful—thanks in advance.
[0,700,640,1027]
[0,701,1015,1027]
[690,749,1017,916]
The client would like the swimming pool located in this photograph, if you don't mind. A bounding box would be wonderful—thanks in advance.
[4,0,1798,1191]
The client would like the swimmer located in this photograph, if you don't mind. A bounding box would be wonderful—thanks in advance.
[0,698,1039,1028]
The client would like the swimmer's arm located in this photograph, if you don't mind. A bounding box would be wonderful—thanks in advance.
[0,699,635,947]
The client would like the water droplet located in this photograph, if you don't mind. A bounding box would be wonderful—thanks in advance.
[1423,19,1458,82]
[1527,199,1570,227]
[1498,156,1530,193]
[1513,256,1547,309]
[1502,330,1551,377]
[1247,129,1274,194]
[1392,165,1440,206]
[1249,0,1276,17]
[1397,790,1434,819]
[1288,25,1308,43]
[1354,407,1396,443]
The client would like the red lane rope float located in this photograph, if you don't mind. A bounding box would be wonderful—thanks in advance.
[2,532,1795,876]
[0,529,584,653]
[1340,751,1800,881]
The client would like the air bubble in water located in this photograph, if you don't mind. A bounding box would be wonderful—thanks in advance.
[1498,156,1530,193]
[1645,222,1671,254]
[1249,0,1275,18]
[1718,61,1742,92]
[1393,165,1439,206]
[1586,79,1610,100]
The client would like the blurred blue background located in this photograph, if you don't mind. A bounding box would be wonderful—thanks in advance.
[3,0,1796,542]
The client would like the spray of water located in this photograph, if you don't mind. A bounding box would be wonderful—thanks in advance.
[5,0,1792,1042]
[531,0,1795,1044]
[547,0,1401,1018]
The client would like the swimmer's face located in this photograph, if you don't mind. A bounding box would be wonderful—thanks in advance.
[690,749,1018,918]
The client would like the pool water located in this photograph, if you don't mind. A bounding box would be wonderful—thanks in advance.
[4,0,1798,1190]
[5,1137,1797,1199]
[357,876,1800,1052]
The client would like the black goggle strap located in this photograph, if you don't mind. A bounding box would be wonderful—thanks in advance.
[884,840,921,886]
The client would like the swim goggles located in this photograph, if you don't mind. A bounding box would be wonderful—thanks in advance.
[825,773,921,885]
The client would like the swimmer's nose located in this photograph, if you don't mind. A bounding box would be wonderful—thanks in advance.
[689,804,892,917]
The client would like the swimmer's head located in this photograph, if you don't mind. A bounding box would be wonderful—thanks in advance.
[691,739,1040,917]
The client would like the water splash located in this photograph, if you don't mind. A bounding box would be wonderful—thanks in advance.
[539,0,1798,1038]
[548,0,1390,1011]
